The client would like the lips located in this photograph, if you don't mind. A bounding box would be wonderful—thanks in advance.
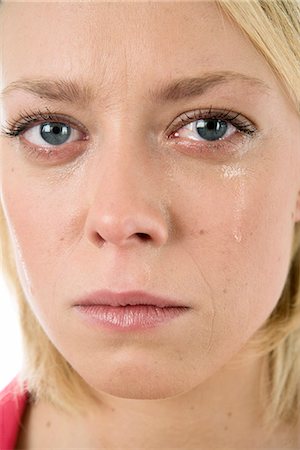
[72,290,190,331]
[73,289,189,309]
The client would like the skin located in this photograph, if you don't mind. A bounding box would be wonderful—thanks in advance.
[1,1,300,448]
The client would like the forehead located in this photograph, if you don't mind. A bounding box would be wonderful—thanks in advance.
[1,1,278,98]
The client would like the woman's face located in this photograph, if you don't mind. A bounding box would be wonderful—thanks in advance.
[0,2,300,400]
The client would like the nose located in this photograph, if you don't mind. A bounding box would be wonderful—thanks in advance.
[84,145,170,250]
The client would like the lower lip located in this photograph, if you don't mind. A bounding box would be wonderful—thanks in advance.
[73,304,189,331]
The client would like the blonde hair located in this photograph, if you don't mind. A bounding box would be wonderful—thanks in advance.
[1,0,300,434]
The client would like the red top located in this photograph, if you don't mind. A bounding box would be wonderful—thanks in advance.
[0,376,29,450]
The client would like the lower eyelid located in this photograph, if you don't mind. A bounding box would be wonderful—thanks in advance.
[19,138,89,165]
[169,134,252,162]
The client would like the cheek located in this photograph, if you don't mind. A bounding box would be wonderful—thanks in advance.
[179,167,295,345]
[0,167,78,308]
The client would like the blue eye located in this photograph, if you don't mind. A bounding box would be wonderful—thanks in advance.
[19,121,81,148]
[0,109,89,164]
[0,109,86,148]
[39,122,72,145]
[194,118,229,141]
[169,108,257,145]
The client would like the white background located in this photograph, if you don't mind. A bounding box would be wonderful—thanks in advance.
[0,272,23,391]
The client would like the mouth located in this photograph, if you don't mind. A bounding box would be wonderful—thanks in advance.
[72,290,190,331]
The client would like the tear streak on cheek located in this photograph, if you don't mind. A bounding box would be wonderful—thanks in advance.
[220,164,248,243]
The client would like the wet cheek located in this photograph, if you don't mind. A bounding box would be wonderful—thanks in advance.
[179,171,294,340]
[220,183,294,329]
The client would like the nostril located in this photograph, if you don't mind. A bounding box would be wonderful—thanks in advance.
[136,233,151,241]
[90,231,152,247]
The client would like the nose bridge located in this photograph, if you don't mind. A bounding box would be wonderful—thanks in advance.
[84,124,170,249]
[94,118,155,198]
[94,138,151,215]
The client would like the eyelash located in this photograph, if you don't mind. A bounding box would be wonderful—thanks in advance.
[0,106,257,161]
[167,105,256,137]
[1,107,83,138]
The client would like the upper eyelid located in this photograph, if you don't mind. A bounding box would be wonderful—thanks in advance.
[1,107,256,139]
[24,116,85,134]
[1,110,88,137]
[166,109,256,135]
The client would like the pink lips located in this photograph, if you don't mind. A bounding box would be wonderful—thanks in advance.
[73,290,190,331]
[73,289,187,308]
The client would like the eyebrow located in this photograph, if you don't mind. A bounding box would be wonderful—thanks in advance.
[0,71,271,106]
[150,71,271,102]
[0,77,95,107]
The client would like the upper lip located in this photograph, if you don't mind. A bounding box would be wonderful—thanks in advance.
[73,290,189,308]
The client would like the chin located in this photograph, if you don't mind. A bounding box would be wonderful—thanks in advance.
[85,371,192,401]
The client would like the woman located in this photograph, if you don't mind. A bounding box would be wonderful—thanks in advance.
[0,0,300,448]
